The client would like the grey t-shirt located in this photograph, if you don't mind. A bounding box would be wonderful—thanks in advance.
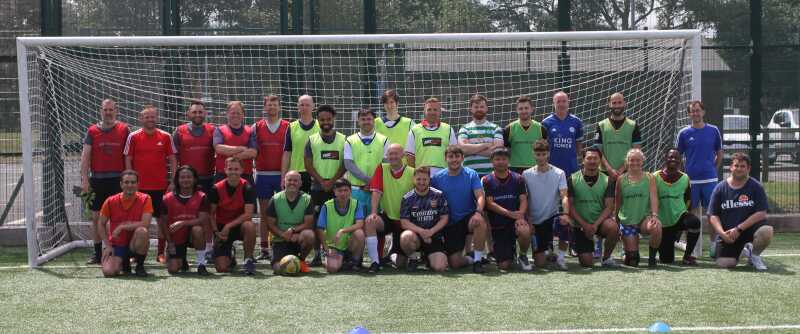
[522,164,567,225]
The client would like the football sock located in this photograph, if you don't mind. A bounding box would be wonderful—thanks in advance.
[157,238,166,255]
[196,249,207,266]
[366,236,380,264]
[93,242,102,258]
[473,250,483,263]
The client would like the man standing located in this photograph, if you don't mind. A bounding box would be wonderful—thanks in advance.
[173,100,216,194]
[208,157,258,275]
[98,170,152,277]
[676,100,723,257]
[305,104,346,266]
[430,146,489,273]
[365,144,415,273]
[124,105,177,264]
[593,92,642,180]
[504,96,547,174]
[80,99,130,264]
[344,108,389,217]
[399,167,449,272]
[522,140,570,270]
[315,179,367,273]
[375,89,415,151]
[405,97,457,175]
[483,149,531,271]
[567,147,620,268]
[542,91,584,177]
[282,95,319,193]
[708,153,773,271]
[264,171,315,274]
[254,95,290,261]
[214,101,257,184]
[458,94,504,177]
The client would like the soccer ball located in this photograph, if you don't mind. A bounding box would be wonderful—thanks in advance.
[278,255,301,275]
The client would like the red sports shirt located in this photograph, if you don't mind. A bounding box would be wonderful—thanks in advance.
[124,128,175,191]
[175,123,215,177]
[86,122,129,174]
[162,191,207,245]
[100,192,153,246]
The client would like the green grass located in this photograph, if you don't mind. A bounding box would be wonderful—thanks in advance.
[764,182,800,213]
[1,234,800,333]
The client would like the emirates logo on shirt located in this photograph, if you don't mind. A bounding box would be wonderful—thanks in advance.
[422,137,442,147]
[321,151,340,160]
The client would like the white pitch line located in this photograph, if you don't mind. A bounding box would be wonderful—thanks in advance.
[761,253,800,257]
[396,324,800,334]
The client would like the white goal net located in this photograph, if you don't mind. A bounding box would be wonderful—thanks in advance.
[17,31,701,266]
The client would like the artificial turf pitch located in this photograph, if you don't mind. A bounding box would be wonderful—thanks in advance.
[1,234,799,334]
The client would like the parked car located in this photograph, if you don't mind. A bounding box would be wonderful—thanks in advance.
[722,115,775,164]
[766,108,799,163]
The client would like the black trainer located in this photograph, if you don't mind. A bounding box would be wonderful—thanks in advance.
[86,255,101,265]
[472,261,486,274]
[197,264,209,276]
[368,262,380,274]
[134,265,148,277]
[181,258,190,272]
[407,258,419,272]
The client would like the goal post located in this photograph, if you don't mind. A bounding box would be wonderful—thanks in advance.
[17,30,702,267]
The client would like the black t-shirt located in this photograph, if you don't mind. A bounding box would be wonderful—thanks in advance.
[207,181,257,205]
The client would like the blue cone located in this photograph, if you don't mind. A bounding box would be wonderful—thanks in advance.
[648,321,671,333]
[348,326,370,334]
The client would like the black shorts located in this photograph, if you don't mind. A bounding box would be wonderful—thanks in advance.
[168,244,188,260]
[311,188,334,211]
[198,176,214,195]
[491,227,517,262]
[572,225,609,255]
[89,177,121,211]
[213,224,243,258]
[378,213,403,255]
[299,172,312,193]
[533,217,557,254]
[141,189,165,218]
[443,216,472,256]
[718,222,769,259]
[272,241,302,263]
[415,234,446,257]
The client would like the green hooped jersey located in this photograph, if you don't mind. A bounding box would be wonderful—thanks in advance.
[346,132,387,186]
[380,163,414,220]
[570,171,608,226]
[508,120,543,168]
[598,118,635,171]
[323,198,358,251]
[289,120,320,172]
[272,191,312,242]
[653,171,689,227]
[308,132,345,180]
[411,123,451,168]
[618,173,652,225]
[375,116,414,149]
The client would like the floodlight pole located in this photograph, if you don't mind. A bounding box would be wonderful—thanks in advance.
[749,0,763,179]
[557,0,572,93]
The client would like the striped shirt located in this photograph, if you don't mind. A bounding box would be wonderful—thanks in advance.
[457,120,503,175]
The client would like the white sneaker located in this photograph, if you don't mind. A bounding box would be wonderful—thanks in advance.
[750,254,767,271]
[741,242,753,264]
[518,255,533,271]
[601,256,620,268]
[555,256,568,270]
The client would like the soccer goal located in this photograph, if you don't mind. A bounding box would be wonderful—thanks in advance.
[16,30,701,267]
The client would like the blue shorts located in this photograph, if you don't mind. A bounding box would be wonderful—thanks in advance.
[691,181,717,210]
[351,188,372,215]
[112,246,131,258]
[255,174,282,199]
[620,224,640,237]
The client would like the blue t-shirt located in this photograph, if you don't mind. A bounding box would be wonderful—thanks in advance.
[431,167,483,224]
[676,124,722,184]
[542,113,584,176]
[316,199,366,230]
[707,177,768,230]
[482,172,527,229]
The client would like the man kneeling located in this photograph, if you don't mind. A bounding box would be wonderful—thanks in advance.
[98,170,152,277]
[315,179,366,273]
[398,167,449,272]
[265,171,315,274]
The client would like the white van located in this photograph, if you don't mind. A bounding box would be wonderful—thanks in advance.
[766,108,799,163]
[722,115,775,164]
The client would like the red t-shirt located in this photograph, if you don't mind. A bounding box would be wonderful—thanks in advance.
[368,164,408,193]
[124,128,175,191]
[162,191,208,245]
[100,192,153,246]
[175,123,215,177]
[85,122,129,174]
[254,119,289,172]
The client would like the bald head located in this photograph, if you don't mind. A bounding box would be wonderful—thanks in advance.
[608,92,626,117]
[139,105,158,130]
[553,91,569,115]
[298,95,315,118]
[386,143,405,167]
[100,99,118,124]
[284,170,302,192]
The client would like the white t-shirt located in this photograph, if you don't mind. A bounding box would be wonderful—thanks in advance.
[522,164,567,225]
